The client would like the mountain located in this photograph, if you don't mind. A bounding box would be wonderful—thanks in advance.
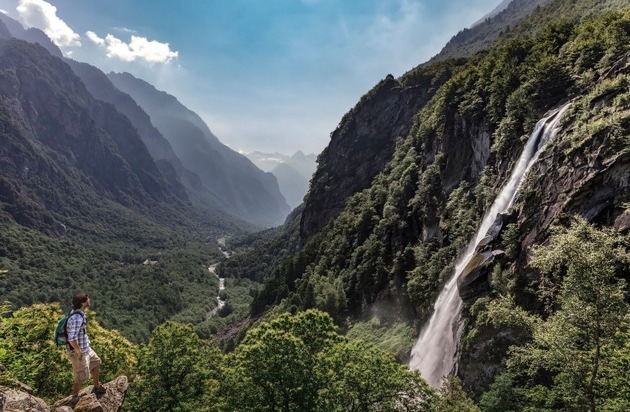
[67,59,191,201]
[0,39,170,218]
[0,12,62,58]
[222,0,630,403]
[428,0,552,63]
[300,67,459,241]
[471,0,514,27]
[108,72,290,227]
[0,33,251,340]
[246,150,318,209]
[66,59,233,210]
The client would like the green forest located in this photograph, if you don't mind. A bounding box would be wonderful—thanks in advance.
[1,220,628,410]
[1,0,629,411]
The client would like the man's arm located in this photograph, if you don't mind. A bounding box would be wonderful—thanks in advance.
[68,339,82,358]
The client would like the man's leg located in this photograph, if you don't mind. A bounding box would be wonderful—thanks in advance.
[72,379,81,397]
[68,351,89,401]
[90,363,101,388]
[88,349,105,394]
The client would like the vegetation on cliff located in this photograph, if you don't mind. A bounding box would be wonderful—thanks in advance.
[251,7,629,324]
[228,4,630,405]
[1,0,629,410]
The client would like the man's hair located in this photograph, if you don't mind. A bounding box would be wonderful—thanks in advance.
[72,292,89,310]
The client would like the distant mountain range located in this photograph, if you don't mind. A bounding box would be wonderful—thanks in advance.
[245,151,317,209]
[0,13,289,229]
[106,72,290,227]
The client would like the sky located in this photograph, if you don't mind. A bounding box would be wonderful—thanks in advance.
[2,0,503,156]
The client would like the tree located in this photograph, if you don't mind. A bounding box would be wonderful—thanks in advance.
[219,310,436,412]
[127,321,221,412]
[506,219,630,411]
[316,339,435,412]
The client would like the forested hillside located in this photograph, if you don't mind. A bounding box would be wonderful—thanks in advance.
[225,1,630,407]
[0,35,252,341]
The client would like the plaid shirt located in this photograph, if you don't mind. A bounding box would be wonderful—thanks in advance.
[66,310,90,353]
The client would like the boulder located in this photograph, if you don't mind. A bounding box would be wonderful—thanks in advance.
[52,376,128,412]
[0,385,50,412]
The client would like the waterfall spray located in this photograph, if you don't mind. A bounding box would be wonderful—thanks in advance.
[409,103,571,388]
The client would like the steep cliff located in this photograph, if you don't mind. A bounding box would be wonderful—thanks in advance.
[241,2,630,399]
[300,64,460,241]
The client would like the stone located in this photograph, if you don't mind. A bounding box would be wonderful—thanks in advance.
[53,376,128,412]
[0,385,50,412]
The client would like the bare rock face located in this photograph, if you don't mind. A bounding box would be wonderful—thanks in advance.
[0,384,50,412]
[300,74,436,242]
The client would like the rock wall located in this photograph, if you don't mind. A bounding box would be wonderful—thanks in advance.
[300,74,438,241]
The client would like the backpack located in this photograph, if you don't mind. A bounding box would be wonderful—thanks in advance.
[54,311,85,347]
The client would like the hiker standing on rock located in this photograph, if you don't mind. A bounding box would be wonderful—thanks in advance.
[67,292,106,401]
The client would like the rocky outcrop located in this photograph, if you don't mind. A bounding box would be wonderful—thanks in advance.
[0,376,128,412]
[54,377,128,412]
[300,74,439,241]
[0,381,49,412]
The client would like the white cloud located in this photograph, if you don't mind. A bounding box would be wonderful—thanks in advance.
[85,30,104,46]
[89,32,178,64]
[0,9,8,15]
[113,27,138,34]
[16,0,81,48]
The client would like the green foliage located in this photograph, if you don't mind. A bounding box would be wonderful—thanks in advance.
[346,317,416,361]
[219,310,437,411]
[0,218,225,342]
[126,321,221,412]
[480,219,630,411]
[217,205,303,282]
[434,377,481,412]
[560,73,630,155]
[0,303,136,401]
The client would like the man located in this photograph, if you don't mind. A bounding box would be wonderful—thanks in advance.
[66,292,106,401]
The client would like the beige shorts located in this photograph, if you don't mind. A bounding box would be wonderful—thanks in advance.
[67,348,101,384]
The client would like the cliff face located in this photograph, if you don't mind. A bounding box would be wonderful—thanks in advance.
[455,60,630,394]
[300,68,455,242]
[244,2,630,399]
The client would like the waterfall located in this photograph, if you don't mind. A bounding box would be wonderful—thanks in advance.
[409,103,571,388]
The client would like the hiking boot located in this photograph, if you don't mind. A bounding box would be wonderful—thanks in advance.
[92,385,107,396]
[67,396,80,408]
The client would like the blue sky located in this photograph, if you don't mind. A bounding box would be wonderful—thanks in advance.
[3,0,502,155]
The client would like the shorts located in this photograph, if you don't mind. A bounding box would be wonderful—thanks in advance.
[67,348,101,384]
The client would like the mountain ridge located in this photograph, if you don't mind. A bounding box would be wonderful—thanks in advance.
[108,71,291,227]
